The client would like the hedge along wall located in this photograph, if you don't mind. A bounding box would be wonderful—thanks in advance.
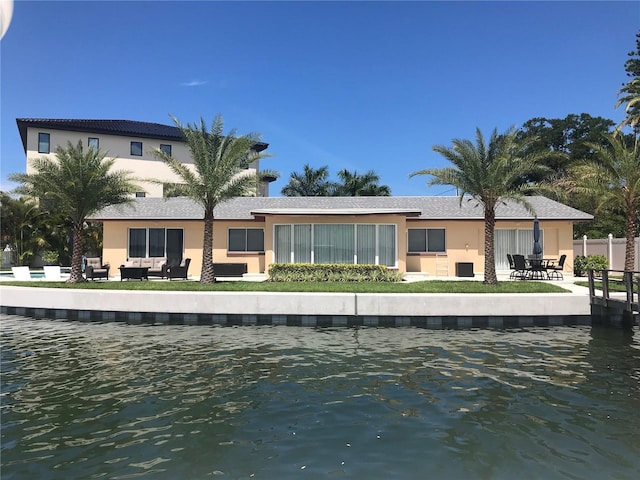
[268,263,404,282]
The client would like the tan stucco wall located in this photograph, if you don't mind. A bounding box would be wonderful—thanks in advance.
[102,220,204,274]
[25,127,261,198]
[100,216,576,278]
[404,218,574,275]
[101,219,266,276]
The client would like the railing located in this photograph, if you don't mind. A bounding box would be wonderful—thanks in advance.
[588,269,639,324]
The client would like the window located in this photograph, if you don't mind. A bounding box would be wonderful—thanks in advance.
[38,133,50,153]
[408,228,446,253]
[159,144,172,156]
[135,192,146,198]
[130,141,143,156]
[274,223,397,267]
[128,228,184,265]
[88,137,99,150]
[228,228,264,252]
[495,228,544,270]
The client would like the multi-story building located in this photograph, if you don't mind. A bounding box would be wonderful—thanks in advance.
[16,118,275,197]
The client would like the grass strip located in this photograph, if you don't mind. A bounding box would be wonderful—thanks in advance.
[1,280,569,293]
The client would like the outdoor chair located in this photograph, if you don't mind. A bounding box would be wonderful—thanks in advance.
[547,254,566,280]
[528,257,549,280]
[85,257,110,281]
[507,254,518,279]
[166,258,190,280]
[512,254,529,280]
[43,265,62,281]
[11,266,32,280]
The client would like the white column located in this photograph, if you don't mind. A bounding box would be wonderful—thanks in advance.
[582,235,587,256]
[608,233,613,268]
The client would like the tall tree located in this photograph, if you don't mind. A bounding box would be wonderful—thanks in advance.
[0,193,47,266]
[281,164,332,196]
[334,169,391,196]
[9,141,140,282]
[558,135,640,272]
[153,115,274,283]
[518,113,619,238]
[517,113,614,180]
[410,128,549,285]
[616,32,640,135]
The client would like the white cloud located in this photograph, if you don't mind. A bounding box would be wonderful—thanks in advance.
[180,80,208,87]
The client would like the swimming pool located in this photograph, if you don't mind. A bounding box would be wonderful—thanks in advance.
[1,316,638,479]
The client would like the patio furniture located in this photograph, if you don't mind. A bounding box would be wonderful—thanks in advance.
[512,254,529,280]
[119,266,149,281]
[507,254,518,279]
[43,265,62,281]
[166,258,190,280]
[547,254,566,280]
[212,263,248,277]
[85,258,110,280]
[528,257,549,280]
[11,266,31,280]
[122,257,168,278]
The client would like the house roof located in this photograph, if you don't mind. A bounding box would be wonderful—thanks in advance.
[16,118,269,153]
[91,196,594,222]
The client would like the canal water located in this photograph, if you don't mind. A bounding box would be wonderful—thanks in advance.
[1,315,639,480]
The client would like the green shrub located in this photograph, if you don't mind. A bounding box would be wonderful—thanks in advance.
[268,263,403,282]
[585,254,609,272]
[574,254,609,276]
[574,255,587,276]
[41,250,59,265]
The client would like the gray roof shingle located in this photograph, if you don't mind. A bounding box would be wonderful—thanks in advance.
[91,196,593,221]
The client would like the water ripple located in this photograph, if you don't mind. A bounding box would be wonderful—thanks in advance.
[1,315,639,479]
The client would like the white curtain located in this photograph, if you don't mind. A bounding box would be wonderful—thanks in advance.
[314,224,354,264]
[378,225,396,267]
[274,225,292,263]
[356,225,376,264]
[294,224,312,263]
[495,228,544,270]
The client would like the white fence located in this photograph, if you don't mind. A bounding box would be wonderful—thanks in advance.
[573,235,640,271]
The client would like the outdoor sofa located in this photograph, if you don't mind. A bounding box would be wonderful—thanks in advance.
[121,257,168,278]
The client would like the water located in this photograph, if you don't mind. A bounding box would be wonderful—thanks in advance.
[1,316,639,480]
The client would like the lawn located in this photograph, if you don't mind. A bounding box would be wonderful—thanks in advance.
[1,280,570,293]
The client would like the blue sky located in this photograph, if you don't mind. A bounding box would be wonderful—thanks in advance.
[1,1,638,196]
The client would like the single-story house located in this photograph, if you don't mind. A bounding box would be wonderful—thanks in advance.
[91,195,592,278]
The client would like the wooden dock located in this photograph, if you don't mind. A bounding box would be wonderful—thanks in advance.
[588,269,639,327]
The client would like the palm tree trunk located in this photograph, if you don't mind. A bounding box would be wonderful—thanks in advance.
[200,211,216,283]
[68,224,85,283]
[624,207,636,272]
[484,207,498,285]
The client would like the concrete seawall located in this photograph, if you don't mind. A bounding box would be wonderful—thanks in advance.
[0,285,592,328]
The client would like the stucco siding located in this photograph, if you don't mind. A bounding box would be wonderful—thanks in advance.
[24,126,260,198]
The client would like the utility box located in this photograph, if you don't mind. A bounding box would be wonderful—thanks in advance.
[455,262,474,278]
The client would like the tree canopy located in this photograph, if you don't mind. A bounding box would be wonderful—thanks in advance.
[557,135,640,271]
[411,127,550,285]
[9,141,140,282]
[153,115,274,283]
[616,32,640,134]
[281,165,391,197]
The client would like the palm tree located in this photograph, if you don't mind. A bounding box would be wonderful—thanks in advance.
[153,115,274,283]
[9,141,140,282]
[615,77,640,134]
[281,164,332,196]
[334,169,391,196]
[560,134,640,272]
[0,193,47,266]
[410,127,549,285]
